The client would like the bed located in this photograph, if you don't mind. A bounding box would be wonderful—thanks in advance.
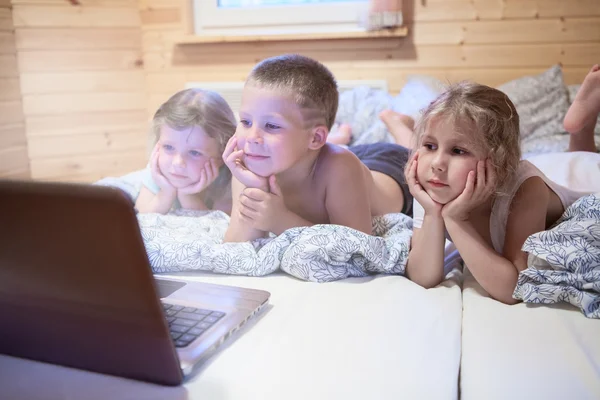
[461,269,600,400]
[0,272,463,400]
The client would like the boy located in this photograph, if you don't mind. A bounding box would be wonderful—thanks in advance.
[223,54,412,242]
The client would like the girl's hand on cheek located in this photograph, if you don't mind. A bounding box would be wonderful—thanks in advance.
[151,143,176,194]
[405,152,442,216]
[179,158,219,195]
[441,159,496,221]
[222,136,268,190]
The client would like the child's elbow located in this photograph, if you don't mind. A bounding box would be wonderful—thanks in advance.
[408,273,443,289]
[491,291,521,305]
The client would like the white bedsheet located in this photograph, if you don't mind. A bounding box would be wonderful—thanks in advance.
[0,272,462,400]
[460,269,600,400]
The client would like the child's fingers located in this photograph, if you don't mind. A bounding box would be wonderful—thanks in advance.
[463,171,475,197]
[476,160,485,189]
[222,136,238,160]
[239,194,258,213]
[225,149,245,168]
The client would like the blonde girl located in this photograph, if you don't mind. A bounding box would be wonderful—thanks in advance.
[135,88,236,214]
[405,66,600,304]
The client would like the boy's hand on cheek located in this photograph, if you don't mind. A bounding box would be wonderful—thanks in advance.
[442,159,496,221]
[223,136,268,191]
[238,176,290,232]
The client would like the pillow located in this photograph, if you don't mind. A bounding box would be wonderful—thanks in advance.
[525,151,600,193]
[391,75,446,120]
[497,65,570,141]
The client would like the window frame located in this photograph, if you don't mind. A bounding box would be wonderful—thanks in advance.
[193,0,370,35]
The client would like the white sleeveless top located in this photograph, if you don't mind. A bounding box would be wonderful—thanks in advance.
[412,160,590,254]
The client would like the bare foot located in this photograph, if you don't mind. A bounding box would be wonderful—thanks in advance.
[379,110,415,148]
[564,64,600,152]
[327,123,353,145]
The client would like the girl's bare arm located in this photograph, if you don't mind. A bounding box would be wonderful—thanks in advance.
[406,219,446,288]
[446,177,549,304]
[135,185,176,214]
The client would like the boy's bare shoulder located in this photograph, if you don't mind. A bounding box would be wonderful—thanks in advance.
[317,143,364,172]
[314,143,369,187]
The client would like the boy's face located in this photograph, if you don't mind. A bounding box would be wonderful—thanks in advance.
[416,117,484,204]
[235,85,317,177]
[157,125,223,189]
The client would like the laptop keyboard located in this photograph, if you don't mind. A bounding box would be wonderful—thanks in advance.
[162,302,226,348]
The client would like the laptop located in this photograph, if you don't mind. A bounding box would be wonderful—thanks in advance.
[0,179,270,386]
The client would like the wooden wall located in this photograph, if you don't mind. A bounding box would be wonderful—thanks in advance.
[0,0,29,179]
[11,0,148,183]
[2,0,599,182]
[141,0,600,116]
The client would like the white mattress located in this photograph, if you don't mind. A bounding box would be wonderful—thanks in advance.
[0,272,463,400]
[460,269,600,400]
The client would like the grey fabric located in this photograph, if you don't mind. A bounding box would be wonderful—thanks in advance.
[498,65,571,142]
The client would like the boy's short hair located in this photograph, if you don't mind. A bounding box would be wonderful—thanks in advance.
[246,54,338,130]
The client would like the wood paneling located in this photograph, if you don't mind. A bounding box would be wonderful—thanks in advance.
[8,1,147,182]
[140,0,600,108]
[11,5,140,28]
[0,2,29,179]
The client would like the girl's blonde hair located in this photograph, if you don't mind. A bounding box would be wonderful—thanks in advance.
[151,88,237,207]
[412,81,521,194]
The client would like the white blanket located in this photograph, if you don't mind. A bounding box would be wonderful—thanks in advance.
[97,174,413,282]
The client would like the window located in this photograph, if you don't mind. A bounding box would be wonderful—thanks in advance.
[193,0,370,35]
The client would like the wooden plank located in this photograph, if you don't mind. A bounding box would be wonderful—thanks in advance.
[0,77,22,101]
[29,149,147,180]
[140,7,180,25]
[0,146,30,176]
[22,92,147,116]
[0,167,30,180]
[0,100,24,124]
[11,5,140,28]
[0,54,18,77]
[143,28,407,53]
[0,9,13,31]
[405,0,600,22]
[0,123,27,149]
[0,0,11,8]
[26,109,148,137]
[17,50,143,72]
[411,18,600,45]
[15,28,141,50]
[11,0,136,6]
[28,130,146,158]
[142,42,600,71]
[20,71,145,94]
[0,31,15,54]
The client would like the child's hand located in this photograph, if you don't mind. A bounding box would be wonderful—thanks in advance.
[178,158,220,195]
[223,136,268,191]
[151,143,176,194]
[238,175,289,232]
[405,152,442,216]
[442,159,496,221]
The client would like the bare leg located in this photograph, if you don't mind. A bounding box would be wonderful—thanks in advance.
[563,64,600,152]
[379,110,415,148]
[327,123,353,145]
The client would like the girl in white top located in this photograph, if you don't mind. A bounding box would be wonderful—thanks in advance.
[405,64,600,304]
[135,88,236,214]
